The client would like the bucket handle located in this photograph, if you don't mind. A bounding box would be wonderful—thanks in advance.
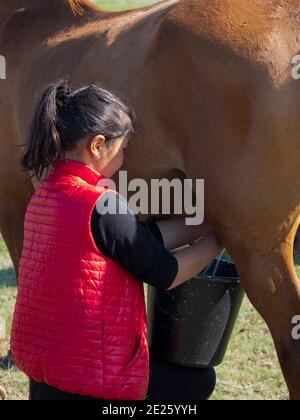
[211,248,227,277]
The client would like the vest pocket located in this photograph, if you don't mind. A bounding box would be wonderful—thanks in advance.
[120,332,149,400]
[125,332,143,370]
[120,331,149,399]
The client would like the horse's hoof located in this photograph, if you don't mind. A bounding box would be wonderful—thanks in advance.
[0,385,7,400]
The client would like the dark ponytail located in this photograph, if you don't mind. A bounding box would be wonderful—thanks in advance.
[20,79,136,182]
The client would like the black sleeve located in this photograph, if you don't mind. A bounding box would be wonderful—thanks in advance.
[91,191,178,290]
[141,217,165,245]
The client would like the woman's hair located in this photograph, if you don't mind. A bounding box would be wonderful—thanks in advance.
[20,79,136,182]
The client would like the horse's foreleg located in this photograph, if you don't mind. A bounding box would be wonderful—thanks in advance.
[230,225,300,400]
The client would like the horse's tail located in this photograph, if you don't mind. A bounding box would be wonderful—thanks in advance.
[66,0,85,15]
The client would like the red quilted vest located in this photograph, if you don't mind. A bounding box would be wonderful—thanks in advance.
[11,158,149,400]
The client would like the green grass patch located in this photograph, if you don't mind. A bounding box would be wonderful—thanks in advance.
[94,0,159,11]
[0,245,27,401]
[213,298,287,400]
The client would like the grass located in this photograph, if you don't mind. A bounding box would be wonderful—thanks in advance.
[213,299,286,400]
[0,243,28,400]
[0,232,291,400]
[94,0,160,11]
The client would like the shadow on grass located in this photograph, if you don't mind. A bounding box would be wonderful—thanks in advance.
[0,268,16,288]
[0,351,17,371]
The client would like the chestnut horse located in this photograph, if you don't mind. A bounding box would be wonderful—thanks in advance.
[1,0,300,399]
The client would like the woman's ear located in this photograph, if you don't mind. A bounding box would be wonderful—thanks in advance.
[90,135,106,157]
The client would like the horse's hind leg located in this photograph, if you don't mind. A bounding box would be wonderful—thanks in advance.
[230,221,300,400]
[0,143,34,276]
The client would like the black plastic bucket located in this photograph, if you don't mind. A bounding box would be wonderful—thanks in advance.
[147,251,244,368]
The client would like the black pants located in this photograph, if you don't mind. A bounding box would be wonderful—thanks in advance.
[29,356,216,401]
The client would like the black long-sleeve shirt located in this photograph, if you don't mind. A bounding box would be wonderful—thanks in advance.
[90,191,179,290]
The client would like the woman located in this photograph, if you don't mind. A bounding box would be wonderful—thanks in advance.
[10,79,222,400]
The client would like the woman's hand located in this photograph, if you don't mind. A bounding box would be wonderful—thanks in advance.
[167,232,224,290]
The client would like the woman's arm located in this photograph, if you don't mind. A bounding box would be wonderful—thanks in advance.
[91,192,223,292]
[91,192,179,290]
[156,217,213,250]
[167,232,223,290]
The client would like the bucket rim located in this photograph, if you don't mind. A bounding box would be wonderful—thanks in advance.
[195,273,241,284]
